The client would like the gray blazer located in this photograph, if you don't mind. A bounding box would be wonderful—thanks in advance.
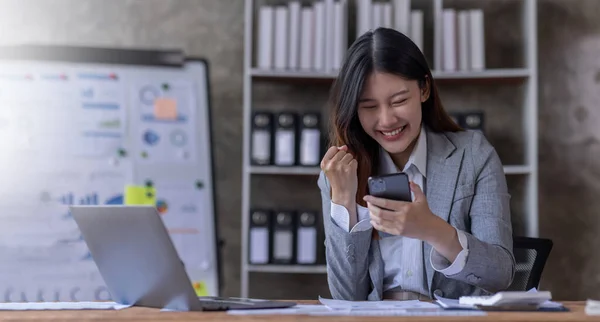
[317,129,515,300]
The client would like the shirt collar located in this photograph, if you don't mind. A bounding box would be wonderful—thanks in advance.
[379,125,428,177]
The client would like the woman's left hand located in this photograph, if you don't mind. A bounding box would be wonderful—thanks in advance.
[364,181,439,241]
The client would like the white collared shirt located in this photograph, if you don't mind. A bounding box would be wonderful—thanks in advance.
[330,125,469,296]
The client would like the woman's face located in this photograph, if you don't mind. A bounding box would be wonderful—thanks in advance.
[357,71,427,159]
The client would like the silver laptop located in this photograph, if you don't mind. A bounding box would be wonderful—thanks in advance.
[69,205,296,311]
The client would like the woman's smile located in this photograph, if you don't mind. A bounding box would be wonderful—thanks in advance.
[378,125,407,141]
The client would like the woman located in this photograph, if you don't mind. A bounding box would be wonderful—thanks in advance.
[317,28,515,301]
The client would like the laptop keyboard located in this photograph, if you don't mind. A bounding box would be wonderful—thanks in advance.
[199,302,230,311]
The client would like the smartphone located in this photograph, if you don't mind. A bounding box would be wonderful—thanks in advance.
[367,173,412,239]
[367,172,412,204]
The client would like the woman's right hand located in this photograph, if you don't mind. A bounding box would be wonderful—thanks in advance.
[320,145,358,204]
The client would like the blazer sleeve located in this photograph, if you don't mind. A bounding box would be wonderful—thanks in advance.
[317,171,373,300]
[444,131,516,293]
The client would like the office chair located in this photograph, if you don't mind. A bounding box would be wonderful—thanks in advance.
[506,236,553,291]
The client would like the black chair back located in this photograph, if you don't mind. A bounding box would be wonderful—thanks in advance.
[506,236,553,291]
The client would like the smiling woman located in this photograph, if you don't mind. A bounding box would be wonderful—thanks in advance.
[318,27,515,301]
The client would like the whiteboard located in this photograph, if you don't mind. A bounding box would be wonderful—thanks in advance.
[0,45,220,301]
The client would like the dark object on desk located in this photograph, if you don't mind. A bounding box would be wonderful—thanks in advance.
[507,236,553,292]
[475,304,568,312]
[70,205,296,311]
[476,303,543,311]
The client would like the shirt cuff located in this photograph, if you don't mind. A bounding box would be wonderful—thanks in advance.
[330,202,372,233]
[430,228,469,276]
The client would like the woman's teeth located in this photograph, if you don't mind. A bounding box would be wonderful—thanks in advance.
[382,126,405,136]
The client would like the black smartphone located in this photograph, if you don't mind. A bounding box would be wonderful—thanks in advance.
[367,173,412,204]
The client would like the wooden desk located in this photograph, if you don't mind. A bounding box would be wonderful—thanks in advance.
[0,301,595,321]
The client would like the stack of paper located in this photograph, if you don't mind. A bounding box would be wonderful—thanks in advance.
[434,290,566,312]
[228,299,486,317]
[227,304,331,316]
[312,309,487,317]
[585,299,600,315]
[316,297,486,316]
[318,296,438,310]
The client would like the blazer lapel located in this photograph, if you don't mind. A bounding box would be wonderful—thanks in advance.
[423,129,465,292]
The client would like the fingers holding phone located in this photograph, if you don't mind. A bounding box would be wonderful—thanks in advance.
[365,174,435,239]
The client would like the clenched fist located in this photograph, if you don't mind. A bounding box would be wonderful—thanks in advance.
[320,145,358,205]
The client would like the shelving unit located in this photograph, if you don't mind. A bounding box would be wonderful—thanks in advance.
[251,67,532,80]
[241,0,538,298]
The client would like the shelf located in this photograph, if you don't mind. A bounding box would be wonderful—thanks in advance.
[250,68,337,81]
[250,68,531,82]
[432,68,531,80]
[247,264,327,274]
[250,166,320,175]
[250,165,530,176]
[503,165,532,175]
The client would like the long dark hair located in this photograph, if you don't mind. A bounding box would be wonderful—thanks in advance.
[328,27,462,209]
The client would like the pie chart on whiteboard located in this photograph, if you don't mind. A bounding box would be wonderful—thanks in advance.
[156,200,168,214]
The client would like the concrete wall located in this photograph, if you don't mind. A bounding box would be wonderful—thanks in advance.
[537,0,600,301]
[0,0,599,301]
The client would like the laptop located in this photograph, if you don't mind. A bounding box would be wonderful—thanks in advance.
[69,205,296,311]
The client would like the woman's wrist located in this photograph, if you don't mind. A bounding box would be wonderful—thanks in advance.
[424,214,462,261]
[331,188,355,206]
[423,214,455,246]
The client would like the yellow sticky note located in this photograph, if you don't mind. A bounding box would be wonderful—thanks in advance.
[124,185,156,205]
[153,97,177,120]
[192,281,208,296]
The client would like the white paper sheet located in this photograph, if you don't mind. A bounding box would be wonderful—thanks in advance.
[318,296,439,311]
[0,301,131,311]
[228,302,487,317]
[227,304,331,315]
[586,299,600,315]
[527,287,565,309]
[434,295,479,310]
[309,309,487,317]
